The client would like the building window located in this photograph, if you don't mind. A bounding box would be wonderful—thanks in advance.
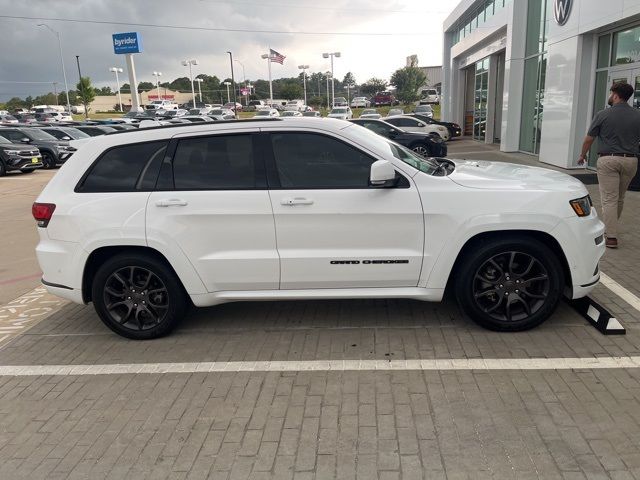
[597,34,612,69]
[474,58,490,141]
[612,26,640,65]
[450,0,513,46]
[519,0,551,154]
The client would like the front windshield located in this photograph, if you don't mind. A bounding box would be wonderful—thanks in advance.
[210,109,223,115]
[344,124,440,175]
[255,110,271,116]
[331,108,347,114]
[362,109,376,115]
[189,109,201,115]
[25,129,57,141]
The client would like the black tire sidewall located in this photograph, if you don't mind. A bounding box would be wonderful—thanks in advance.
[0,161,5,177]
[455,237,564,332]
[42,152,54,169]
[92,254,187,340]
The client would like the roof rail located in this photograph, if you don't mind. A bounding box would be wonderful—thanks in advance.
[104,117,283,135]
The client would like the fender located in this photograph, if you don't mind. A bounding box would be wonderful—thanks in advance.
[420,213,563,290]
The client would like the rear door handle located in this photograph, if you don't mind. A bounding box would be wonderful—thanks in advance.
[155,198,188,207]
[280,197,314,206]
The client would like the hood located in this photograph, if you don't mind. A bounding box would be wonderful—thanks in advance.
[0,143,34,151]
[448,160,586,193]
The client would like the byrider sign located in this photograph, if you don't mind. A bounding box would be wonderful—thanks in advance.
[553,0,572,26]
[112,32,143,54]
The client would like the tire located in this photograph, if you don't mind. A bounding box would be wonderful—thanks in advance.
[411,143,432,158]
[91,253,188,339]
[0,161,5,177]
[455,236,564,332]
[41,152,55,169]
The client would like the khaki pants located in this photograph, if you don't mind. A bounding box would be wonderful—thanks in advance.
[597,155,638,238]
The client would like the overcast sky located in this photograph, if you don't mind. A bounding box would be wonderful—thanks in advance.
[0,0,456,100]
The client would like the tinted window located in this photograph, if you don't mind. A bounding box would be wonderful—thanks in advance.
[173,134,260,190]
[270,133,375,189]
[41,129,66,140]
[388,118,415,128]
[359,121,392,138]
[0,130,24,142]
[78,141,168,192]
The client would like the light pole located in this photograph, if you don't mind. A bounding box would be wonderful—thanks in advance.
[224,81,231,103]
[227,51,238,117]
[194,78,203,103]
[234,59,247,105]
[325,71,331,111]
[152,71,162,104]
[110,67,124,112]
[322,51,341,107]
[298,64,309,107]
[261,53,274,106]
[52,82,58,105]
[181,59,198,108]
[75,55,89,119]
[38,23,71,113]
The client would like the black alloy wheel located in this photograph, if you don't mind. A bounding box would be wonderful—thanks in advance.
[103,266,169,331]
[411,144,431,158]
[92,254,187,339]
[472,251,550,323]
[455,237,564,331]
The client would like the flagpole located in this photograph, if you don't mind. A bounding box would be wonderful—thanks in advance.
[268,48,273,106]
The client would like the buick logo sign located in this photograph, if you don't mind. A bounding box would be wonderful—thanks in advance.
[553,0,572,26]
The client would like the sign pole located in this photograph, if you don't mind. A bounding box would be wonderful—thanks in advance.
[125,53,141,112]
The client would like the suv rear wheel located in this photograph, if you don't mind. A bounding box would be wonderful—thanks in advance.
[92,253,188,339]
[455,237,564,331]
[41,152,55,169]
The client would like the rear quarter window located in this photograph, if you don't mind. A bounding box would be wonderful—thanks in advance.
[76,141,168,192]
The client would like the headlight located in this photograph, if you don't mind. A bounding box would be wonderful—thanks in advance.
[570,195,592,217]
[58,146,76,152]
[3,149,22,156]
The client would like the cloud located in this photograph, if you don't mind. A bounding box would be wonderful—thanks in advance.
[0,0,455,100]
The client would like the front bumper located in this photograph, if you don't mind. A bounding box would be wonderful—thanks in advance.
[551,212,606,299]
[5,155,43,171]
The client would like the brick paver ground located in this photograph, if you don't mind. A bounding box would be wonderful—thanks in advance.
[1,139,640,479]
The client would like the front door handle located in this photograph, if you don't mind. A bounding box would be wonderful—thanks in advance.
[155,198,188,207]
[280,197,314,206]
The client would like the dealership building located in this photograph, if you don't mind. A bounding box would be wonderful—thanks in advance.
[442,0,640,169]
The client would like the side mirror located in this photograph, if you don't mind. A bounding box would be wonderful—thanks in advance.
[417,123,425,127]
[388,129,398,138]
[62,136,71,141]
[369,160,397,187]
[20,137,30,143]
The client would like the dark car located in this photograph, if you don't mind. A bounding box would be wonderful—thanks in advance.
[0,127,75,168]
[349,118,447,157]
[35,126,91,141]
[407,113,462,139]
[75,125,118,137]
[14,113,37,124]
[0,135,42,176]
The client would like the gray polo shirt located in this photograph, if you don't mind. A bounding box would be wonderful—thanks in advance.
[588,103,640,155]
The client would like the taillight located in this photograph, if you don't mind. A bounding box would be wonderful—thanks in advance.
[32,202,56,227]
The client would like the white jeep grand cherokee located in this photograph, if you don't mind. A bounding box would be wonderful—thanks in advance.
[33,118,605,339]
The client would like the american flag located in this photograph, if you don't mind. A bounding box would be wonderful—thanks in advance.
[270,48,285,64]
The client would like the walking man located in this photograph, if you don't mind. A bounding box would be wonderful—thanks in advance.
[578,82,640,248]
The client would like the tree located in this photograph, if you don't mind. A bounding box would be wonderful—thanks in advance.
[95,86,112,95]
[342,72,356,88]
[137,81,154,92]
[389,66,426,104]
[76,77,96,113]
[58,90,77,106]
[279,81,303,100]
[360,77,388,96]
[4,97,27,111]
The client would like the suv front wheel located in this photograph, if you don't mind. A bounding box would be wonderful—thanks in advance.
[455,237,564,331]
[92,253,188,339]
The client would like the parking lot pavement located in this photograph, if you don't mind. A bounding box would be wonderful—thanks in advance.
[3,143,640,478]
[0,169,56,305]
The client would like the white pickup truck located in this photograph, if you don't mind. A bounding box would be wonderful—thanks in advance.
[145,100,178,110]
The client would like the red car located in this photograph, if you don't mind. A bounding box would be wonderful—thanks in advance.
[372,91,398,107]
[223,102,243,112]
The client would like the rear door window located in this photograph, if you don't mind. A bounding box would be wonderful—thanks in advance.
[172,134,264,190]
